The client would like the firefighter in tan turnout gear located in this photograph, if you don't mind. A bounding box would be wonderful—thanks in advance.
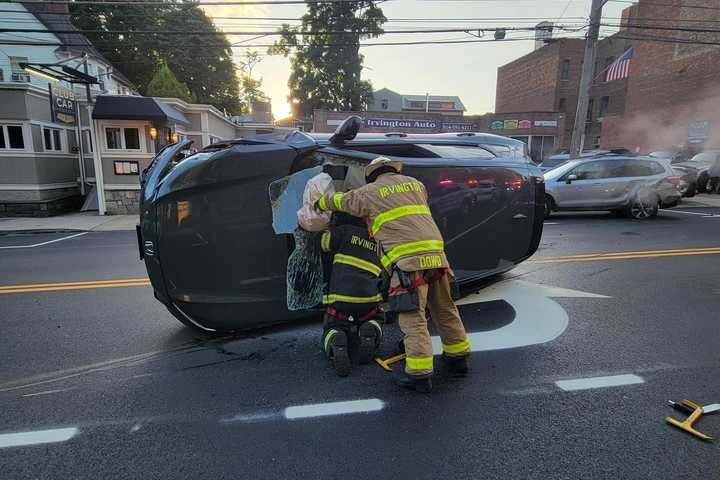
[316,156,470,392]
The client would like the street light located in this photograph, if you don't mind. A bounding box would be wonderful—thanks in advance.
[149,127,158,141]
[22,65,59,83]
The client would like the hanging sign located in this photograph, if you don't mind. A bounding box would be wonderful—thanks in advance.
[688,120,710,145]
[490,120,505,130]
[518,120,532,129]
[49,84,77,125]
[503,119,519,129]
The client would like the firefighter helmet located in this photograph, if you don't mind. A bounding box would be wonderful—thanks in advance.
[365,156,403,180]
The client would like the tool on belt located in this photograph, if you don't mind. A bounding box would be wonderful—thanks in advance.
[666,399,719,441]
[325,306,379,323]
[387,268,447,312]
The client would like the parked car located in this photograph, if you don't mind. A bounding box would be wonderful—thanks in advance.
[543,155,681,219]
[539,148,632,172]
[138,121,545,332]
[681,151,720,193]
[671,166,697,197]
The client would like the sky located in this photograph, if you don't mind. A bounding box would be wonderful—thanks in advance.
[203,0,630,119]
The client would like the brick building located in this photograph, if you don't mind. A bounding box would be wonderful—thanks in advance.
[601,1,720,152]
[495,38,585,149]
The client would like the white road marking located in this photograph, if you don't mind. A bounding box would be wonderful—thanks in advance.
[0,427,78,449]
[432,280,609,354]
[555,374,644,392]
[21,388,73,398]
[0,232,88,250]
[660,209,718,217]
[543,222,559,225]
[221,412,280,424]
[284,399,384,420]
[129,424,142,433]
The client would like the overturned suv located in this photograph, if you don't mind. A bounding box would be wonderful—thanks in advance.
[138,119,545,332]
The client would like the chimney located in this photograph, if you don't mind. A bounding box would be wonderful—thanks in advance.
[620,5,639,32]
[534,21,554,51]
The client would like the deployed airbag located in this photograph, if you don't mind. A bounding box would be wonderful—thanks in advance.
[297,172,335,232]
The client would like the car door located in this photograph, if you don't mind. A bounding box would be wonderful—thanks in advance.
[553,160,614,208]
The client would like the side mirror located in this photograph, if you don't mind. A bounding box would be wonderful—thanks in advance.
[566,174,578,184]
[329,115,362,145]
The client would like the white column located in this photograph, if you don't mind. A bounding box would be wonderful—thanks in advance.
[200,112,210,147]
[87,107,106,215]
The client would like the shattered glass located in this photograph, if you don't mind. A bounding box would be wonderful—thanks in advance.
[286,228,325,311]
[269,166,323,234]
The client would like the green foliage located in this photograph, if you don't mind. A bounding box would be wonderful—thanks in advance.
[269,1,386,118]
[70,1,240,113]
[146,63,195,102]
[237,51,269,114]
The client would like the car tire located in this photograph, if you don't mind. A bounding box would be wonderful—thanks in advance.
[544,195,554,219]
[705,179,714,194]
[685,184,697,197]
[626,196,659,219]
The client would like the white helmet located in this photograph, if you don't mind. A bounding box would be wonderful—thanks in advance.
[365,156,403,180]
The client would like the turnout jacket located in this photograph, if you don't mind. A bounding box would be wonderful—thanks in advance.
[321,224,383,312]
[318,172,449,272]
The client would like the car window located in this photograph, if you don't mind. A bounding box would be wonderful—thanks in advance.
[689,152,718,164]
[624,160,663,177]
[542,156,569,168]
[417,144,496,159]
[568,161,610,180]
[479,143,513,157]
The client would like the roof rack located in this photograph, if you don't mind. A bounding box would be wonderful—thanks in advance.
[385,132,408,138]
[456,132,476,137]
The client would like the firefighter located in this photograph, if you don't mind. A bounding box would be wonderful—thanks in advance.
[320,214,384,377]
[316,157,470,393]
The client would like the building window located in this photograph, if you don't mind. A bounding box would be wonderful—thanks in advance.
[599,96,610,117]
[9,56,30,82]
[558,97,567,112]
[593,136,601,149]
[560,59,570,80]
[0,125,25,150]
[587,99,594,122]
[105,127,141,150]
[43,127,63,151]
[381,99,388,110]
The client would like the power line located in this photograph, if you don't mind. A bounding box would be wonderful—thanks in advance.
[601,22,720,34]
[0,25,585,36]
[6,0,544,5]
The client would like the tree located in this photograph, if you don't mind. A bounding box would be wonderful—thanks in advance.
[237,51,269,113]
[70,1,241,113]
[269,1,386,119]
[146,63,196,102]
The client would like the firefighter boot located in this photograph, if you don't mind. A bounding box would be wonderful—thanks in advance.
[324,329,351,377]
[393,370,433,393]
[441,354,469,377]
[357,320,382,365]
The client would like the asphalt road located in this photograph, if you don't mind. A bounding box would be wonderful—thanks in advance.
[1,206,720,479]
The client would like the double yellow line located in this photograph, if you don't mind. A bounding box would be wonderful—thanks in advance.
[0,278,150,295]
[530,246,720,264]
[1,246,719,295]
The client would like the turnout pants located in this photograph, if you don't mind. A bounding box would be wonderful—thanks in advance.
[397,271,470,376]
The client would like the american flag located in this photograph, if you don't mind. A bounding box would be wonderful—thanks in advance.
[605,47,633,82]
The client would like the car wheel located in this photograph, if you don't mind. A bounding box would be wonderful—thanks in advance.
[544,195,553,219]
[627,197,659,219]
[685,184,697,197]
[705,179,715,194]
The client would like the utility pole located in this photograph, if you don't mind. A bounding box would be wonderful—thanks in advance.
[569,0,606,159]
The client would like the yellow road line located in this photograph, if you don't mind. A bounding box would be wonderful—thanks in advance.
[0,279,150,295]
[1,246,719,295]
[531,247,720,264]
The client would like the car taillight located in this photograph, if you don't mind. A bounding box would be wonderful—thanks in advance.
[667,175,681,186]
[467,178,478,186]
[504,178,523,188]
[439,179,453,186]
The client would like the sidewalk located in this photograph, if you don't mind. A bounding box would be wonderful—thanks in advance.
[682,193,720,208]
[0,212,138,232]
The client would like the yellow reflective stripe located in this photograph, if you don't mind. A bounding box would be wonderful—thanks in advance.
[405,356,434,371]
[321,231,331,252]
[367,319,383,336]
[371,205,431,235]
[333,192,344,210]
[380,240,445,269]
[323,293,384,304]
[333,253,382,277]
[318,195,328,211]
[323,329,338,351]
[442,336,471,355]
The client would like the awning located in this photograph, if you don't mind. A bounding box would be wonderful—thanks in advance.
[92,96,190,126]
